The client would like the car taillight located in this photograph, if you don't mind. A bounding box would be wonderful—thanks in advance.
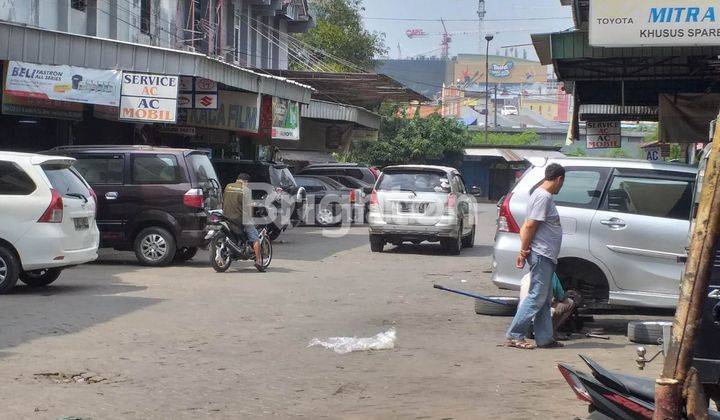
[349,190,356,203]
[369,167,380,179]
[183,188,204,209]
[498,192,520,233]
[444,194,457,215]
[557,364,592,403]
[38,189,63,223]
[370,190,378,205]
[601,392,653,419]
[89,188,97,204]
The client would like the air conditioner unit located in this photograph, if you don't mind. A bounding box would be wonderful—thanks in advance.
[182,45,196,53]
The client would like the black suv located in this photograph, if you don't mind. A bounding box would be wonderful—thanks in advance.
[47,145,221,266]
[296,163,378,186]
[212,159,306,241]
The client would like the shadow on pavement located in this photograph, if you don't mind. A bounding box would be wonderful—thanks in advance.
[0,268,160,356]
[271,226,369,262]
[386,243,494,258]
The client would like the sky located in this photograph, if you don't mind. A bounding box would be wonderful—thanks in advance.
[360,0,574,61]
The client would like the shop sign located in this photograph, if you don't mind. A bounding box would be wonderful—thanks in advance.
[158,126,197,137]
[646,147,662,161]
[271,97,300,140]
[119,72,178,123]
[178,76,218,110]
[489,61,514,78]
[4,61,121,106]
[178,90,259,133]
[590,1,720,47]
[586,120,621,149]
[2,91,83,120]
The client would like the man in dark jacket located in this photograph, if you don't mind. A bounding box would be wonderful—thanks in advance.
[223,173,262,268]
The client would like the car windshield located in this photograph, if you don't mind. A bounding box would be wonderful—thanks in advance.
[377,171,450,193]
[42,164,91,198]
[187,153,219,184]
[270,166,297,188]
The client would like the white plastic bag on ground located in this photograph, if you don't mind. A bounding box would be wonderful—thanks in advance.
[308,328,396,354]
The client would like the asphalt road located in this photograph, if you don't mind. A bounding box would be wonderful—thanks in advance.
[0,203,670,419]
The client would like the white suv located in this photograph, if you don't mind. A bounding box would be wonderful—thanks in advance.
[0,152,99,293]
[492,157,696,309]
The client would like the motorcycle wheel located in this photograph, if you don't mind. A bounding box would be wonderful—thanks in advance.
[209,235,232,273]
[257,235,272,271]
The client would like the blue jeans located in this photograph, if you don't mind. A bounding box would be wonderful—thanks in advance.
[506,252,555,346]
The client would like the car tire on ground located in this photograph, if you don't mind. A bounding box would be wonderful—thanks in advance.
[134,227,177,267]
[0,245,20,294]
[370,235,384,252]
[627,320,672,345]
[19,268,63,287]
[315,205,338,227]
[174,247,198,262]
[443,223,463,255]
[462,224,475,248]
[474,296,519,316]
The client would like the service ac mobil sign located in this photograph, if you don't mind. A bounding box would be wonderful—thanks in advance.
[119,73,179,123]
[590,0,720,47]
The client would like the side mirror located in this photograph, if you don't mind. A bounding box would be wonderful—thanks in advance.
[587,190,601,198]
[469,186,481,196]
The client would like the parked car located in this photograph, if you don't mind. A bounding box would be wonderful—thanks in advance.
[367,165,477,255]
[500,105,519,116]
[492,157,697,309]
[0,151,100,293]
[325,174,373,223]
[47,145,221,266]
[212,159,306,241]
[297,163,379,186]
[294,175,352,226]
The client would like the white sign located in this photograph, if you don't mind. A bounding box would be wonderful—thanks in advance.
[179,76,193,91]
[4,61,121,106]
[194,77,218,92]
[590,0,720,47]
[177,93,193,109]
[646,147,662,161]
[119,72,178,123]
[586,120,621,149]
[193,93,218,109]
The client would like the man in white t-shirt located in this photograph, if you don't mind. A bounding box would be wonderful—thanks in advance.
[506,163,565,349]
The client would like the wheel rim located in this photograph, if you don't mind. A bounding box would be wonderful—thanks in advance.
[317,208,334,225]
[260,238,272,267]
[141,234,168,261]
[0,255,7,282]
[214,240,231,267]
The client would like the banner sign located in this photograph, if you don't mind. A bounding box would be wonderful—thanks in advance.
[178,76,218,110]
[178,90,259,133]
[646,147,662,161]
[590,0,720,46]
[271,97,300,140]
[119,72,178,123]
[2,91,83,120]
[586,120,621,149]
[4,61,121,106]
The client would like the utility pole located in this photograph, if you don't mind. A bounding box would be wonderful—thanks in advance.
[494,85,498,127]
[477,1,486,54]
[484,34,493,143]
[653,119,719,419]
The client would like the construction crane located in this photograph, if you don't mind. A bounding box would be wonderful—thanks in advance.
[405,19,479,60]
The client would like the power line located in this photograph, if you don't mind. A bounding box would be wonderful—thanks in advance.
[363,16,573,22]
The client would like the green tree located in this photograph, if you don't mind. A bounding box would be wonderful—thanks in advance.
[350,107,470,167]
[469,130,540,146]
[564,147,587,157]
[295,0,387,71]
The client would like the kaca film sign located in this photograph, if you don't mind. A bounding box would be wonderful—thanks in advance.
[590,0,720,46]
[119,73,179,123]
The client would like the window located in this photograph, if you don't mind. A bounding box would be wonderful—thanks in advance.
[605,175,694,220]
[296,177,325,192]
[532,167,610,210]
[132,155,181,184]
[140,0,151,34]
[73,155,124,184]
[42,165,92,198]
[377,171,450,193]
[71,0,87,12]
[0,162,36,195]
[186,154,218,184]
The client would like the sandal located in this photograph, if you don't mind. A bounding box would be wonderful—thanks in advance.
[506,339,537,350]
[538,341,564,349]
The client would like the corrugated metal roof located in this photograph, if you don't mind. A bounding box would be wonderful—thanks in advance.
[302,100,380,129]
[464,148,565,162]
[0,21,313,104]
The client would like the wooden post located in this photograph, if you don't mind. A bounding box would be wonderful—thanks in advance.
[654,119,720,419]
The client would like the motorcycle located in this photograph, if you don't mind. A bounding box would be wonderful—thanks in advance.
[205,210,272,273]
[558,355,720,419]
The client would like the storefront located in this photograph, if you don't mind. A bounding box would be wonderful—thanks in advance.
[0,20,312,153]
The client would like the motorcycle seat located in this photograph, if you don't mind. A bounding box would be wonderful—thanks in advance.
[611,372,655,402]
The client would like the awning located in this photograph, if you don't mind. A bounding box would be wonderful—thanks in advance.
[303,100,380,130]
[278,149,336,163]
[0,21,313,104]
[464,147,565,162]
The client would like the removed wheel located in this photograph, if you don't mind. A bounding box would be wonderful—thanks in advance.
[462,225,476,248]
[627,320,672,344]
[19,268,62,287]
[370,235,384,252]
[134,227,177,266]
[209,235,232,273]
[0,245,20,294]
[174,247,198,262]
[474,296,519,316]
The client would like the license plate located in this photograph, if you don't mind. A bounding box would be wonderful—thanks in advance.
[74,217,89,230]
